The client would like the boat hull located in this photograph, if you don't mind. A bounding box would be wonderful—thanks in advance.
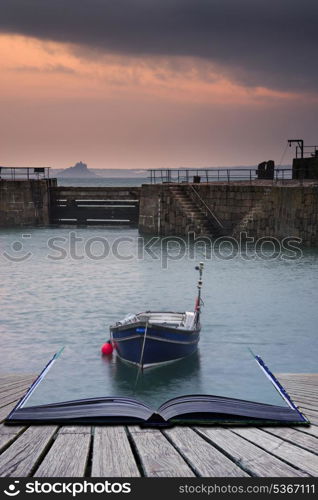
[111,322,200,367]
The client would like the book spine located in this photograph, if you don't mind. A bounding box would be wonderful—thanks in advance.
[254,355,308,423]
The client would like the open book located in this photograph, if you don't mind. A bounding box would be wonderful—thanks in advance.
[6,348,308,426]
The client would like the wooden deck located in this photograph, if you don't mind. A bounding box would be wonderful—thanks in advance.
[0,373,317,477]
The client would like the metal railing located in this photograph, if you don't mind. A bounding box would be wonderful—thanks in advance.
[295,145,318,159]
[188,184,224,230]
[148,168,293,184]
[0,166,50,180]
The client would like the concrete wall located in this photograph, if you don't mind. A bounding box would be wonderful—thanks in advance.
[0,179,56,227]
[139,183,318,246]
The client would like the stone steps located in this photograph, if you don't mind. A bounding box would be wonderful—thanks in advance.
[169,185,223,236]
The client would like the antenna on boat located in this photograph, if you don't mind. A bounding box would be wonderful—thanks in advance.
[194,262,204,316]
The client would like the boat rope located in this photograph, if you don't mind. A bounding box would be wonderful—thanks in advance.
[133,320,148,393]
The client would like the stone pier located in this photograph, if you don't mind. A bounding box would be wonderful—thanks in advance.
[138,181,318,246]
[0,179,57,227]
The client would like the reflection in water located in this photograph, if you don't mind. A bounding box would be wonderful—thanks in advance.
[1,228,318,378]
[102,350,201,408]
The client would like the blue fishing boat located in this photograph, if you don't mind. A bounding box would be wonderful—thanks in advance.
[110,263,204,368]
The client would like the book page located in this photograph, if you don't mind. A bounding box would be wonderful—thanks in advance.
[22,343,289,410]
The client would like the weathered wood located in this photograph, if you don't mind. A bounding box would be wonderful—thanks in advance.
[233,427,318,476]
[0,379,34,395]
[0,402,20,424]
[279,382,318,392]
[284,389,318,401]
[164,427,249,477]
[195,427,307,477]
[0,385,31,403]
[0,426,57,477]
[0,389,30,408]
[0,374,34,384]
[35,428,91,477]
[0,424,26,453]
[294,398,318,409]
[92,426,140,477]
[298,411,318,426]
[262,427,318,455]
[58,426,91,435]
[128,428,195,477]
[298,407,318,418]
[295,425,318,439]
[0,373,318,478]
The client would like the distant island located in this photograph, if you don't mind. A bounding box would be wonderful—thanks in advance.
[52,162,148,178]
[51,163,292,179]
[53,161,99,178]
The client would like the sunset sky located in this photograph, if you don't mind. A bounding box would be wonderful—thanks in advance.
[0,0,317,170]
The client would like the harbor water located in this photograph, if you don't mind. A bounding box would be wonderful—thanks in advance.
[0,226,317,386]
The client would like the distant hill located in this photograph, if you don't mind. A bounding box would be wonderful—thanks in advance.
[54,161,99,178]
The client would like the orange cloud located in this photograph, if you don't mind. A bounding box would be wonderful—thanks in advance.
[0,33,307,106]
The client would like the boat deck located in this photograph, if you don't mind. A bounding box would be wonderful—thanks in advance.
[0,373,317,477]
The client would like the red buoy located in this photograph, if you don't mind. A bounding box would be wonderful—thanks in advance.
[101,340,113,355]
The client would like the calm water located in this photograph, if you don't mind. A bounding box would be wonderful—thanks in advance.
[57,177,148,187]
[0,226,317,386]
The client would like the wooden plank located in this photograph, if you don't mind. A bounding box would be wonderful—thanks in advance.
[283,382,318,390]
[262,427,318,455]
[0,424,25,436]
[0,385,31,403]
[298,410,318,426]
[294,401,318,414]
[278,375,318,383]
[128,428,195,477]
[0,374,34,385]
[285,389,318,399]
[277,373,317,382]
[59,426,91,435]
[0,426,57,477]
[281,384,318,394]
[233,427,318,476]
[298,407,318,418]
[0,378,34,394]
[164,427,249,477]
[196,427,307,477]
[0,389,30,409]
[295,425,318,439]
[92,426,140,477]
[0,401,19,424]
[289,391,318,401]
[288,396,318,411]
[280,383,318,393]
[0,424,26,453]
[35,427,91,477]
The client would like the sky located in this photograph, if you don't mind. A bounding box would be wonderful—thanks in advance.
[0,0,317,170]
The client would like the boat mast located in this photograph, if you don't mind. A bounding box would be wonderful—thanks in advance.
[194,262,204,321]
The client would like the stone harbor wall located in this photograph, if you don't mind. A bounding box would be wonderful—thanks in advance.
[0,179,57,227]
[1,179,317,246]
[138,183,318,246]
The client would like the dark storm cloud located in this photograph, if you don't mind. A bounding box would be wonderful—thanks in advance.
[0,0,317,91]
